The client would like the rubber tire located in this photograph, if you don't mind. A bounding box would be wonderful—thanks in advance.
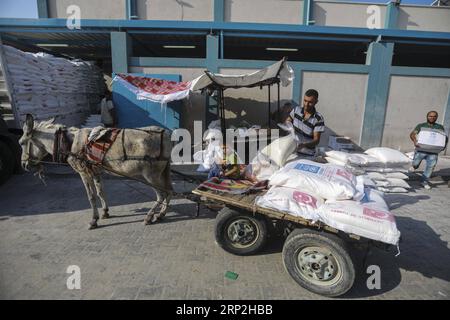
[0,140,14,185]
[282,228,355,297]
[215,207,268,256]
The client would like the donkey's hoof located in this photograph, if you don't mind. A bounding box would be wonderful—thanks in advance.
[101,213,110,219]
[143,218,152,225]
[88,221,98,230]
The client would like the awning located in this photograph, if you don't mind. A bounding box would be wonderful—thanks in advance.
[194,58,294,90]
[112,58,294,104]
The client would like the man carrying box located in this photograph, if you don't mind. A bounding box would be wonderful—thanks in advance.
[409,111,448,189]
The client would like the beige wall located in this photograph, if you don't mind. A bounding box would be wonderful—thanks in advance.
[48,0,126,19]
[218,68,294,128]
[313,1,386,29]
[136,0,213,21]
[301,71,368,148]
[225,0,303,24]
[382,76,450,154]
[129,66,206,133]
[398,6,450,33]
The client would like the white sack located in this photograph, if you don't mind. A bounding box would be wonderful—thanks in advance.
[324,150,352,163]
[325,156,347,167]
[386,178,411,189]
[365,147,411,165]
[247,152,280,181]
[260,134,297,167]
[256,186,322,221]
[270,159,357,200]
[376,187,408,193]
[383,172,409,180]
[319,196,400,245]
[347,153,383,167]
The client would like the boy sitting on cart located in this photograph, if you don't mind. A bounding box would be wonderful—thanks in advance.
[208,144,242,180]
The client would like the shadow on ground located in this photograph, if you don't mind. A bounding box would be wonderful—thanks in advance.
[247,215,450,299]
[0,172,199,218]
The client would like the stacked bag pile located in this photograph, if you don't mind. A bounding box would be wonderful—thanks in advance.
[81,114,104,129]
[256,159,401,246]
[324,147,412,193]
[2,45,106,126]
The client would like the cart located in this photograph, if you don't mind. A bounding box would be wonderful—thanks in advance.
[192,185,396,297]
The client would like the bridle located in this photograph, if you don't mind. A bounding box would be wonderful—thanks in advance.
[21,129,48,167]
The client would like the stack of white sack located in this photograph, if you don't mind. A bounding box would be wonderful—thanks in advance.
[256,166,401,245]
[2,45,106,127]
[324,148,412,193]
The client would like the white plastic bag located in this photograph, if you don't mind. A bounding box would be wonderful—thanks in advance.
[365,147,411,165]
[256,186,322,221]
[270,160,357,200]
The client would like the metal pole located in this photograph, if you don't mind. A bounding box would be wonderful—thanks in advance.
[268,85,271,128]
[220,89,226,144]
[277,81,280,115]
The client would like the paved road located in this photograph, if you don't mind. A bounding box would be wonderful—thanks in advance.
[0,166,449,300]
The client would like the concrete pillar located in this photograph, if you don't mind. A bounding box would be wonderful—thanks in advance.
[111,32,132,74]
[360,41,394,148]
[303,0,314,25]
[37,0,49,18]
[384,1,400,29]
[205,34,220,127]
[214,0,224,22]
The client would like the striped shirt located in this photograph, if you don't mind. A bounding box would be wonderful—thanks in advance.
[290,106,325,155]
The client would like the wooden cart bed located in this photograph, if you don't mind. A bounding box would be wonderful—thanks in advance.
[192,187,347,237]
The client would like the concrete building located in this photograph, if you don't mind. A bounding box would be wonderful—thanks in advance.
[0,0,449,153]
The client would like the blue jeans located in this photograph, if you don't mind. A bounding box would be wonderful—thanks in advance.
[412,151,438,182]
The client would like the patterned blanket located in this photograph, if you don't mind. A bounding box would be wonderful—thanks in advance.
[198,177,268,195]
[115,74,192,104]
[85,128,121,164]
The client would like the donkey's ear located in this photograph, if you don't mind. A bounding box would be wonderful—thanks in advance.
[24,114,34,133]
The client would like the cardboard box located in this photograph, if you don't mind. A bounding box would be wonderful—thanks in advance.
[416,128,447,153]
[328,136,354,151]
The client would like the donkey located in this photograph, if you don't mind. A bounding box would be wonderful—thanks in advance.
[19,114,173,229]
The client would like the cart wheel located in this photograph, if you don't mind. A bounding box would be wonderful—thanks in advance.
[215,207,268,256]
[282,228,355,297]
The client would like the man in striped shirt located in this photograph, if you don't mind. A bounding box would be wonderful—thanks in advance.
[286,89,325,156]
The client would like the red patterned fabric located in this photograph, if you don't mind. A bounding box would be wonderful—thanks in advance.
[85,129,121,164]
[118,74,191,95]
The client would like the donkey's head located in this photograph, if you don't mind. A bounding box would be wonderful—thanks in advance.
[19,114,53,171]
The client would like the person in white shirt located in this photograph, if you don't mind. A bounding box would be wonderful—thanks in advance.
[100,91,115,127]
